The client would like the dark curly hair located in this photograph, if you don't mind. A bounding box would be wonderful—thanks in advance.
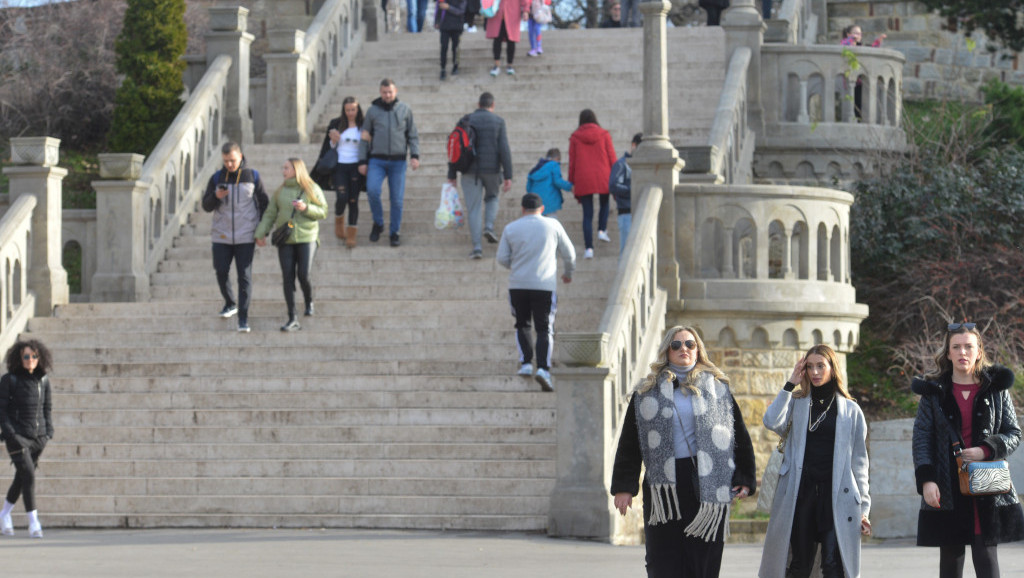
[5,339,53,375]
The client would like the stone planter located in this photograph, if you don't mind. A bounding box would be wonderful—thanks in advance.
[98,153,145,180]
[558,332,609,367]
[10,137,60,167]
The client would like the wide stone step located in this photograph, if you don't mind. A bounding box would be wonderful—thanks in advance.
[55,390,555,409]
[146,281,614,300]
[48,374,555,393]
[58,359,541,377]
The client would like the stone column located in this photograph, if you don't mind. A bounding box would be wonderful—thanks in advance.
[721,226,735,278]
[90,154,150,302]
[781,227,793,279]
[632,0,684,305]
[722,0,766,134]
[3,137,69,315]
[263,30,311,144]
[206,7,254,145]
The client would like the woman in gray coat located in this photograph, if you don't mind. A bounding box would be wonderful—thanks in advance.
[759,344,871,578]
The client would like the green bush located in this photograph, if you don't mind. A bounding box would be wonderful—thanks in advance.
[107,0,186,155]
[982,79,1024,148]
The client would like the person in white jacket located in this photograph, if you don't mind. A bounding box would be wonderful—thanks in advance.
[759,344,871,578]
[496,193,575,392]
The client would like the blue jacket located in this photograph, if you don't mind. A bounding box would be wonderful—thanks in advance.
[609,152,632,212]
[526,159,572,215]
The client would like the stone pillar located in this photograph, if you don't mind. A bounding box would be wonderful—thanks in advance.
[722,0,765,134]
[632,0,684,305]
[206,7,254,145]
[3,137,69,315]
[90,154,150,302]
[781,227,793,279]
[263,30,311,144]
[721,226,735,278]
[798,78,810,124]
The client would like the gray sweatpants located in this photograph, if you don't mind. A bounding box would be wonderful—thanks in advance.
[461,172,501,251]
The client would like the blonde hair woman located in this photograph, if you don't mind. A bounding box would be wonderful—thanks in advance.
[611,325,756,577]
[759,344,871,577]
[255,158,327,331]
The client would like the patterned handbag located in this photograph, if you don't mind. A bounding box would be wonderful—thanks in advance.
[954,442,1013,496]
[756,417,792,513]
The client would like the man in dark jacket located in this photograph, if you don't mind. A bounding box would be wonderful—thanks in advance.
[608,132,641,255]
[447,92,513,259]
[201,142,269,333]
[359,79,420,247]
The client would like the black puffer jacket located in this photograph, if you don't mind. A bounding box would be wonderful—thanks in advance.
[912,364,1024,546]
[0,369,53,444]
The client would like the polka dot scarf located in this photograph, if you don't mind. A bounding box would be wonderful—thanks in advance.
[634,369,736,541]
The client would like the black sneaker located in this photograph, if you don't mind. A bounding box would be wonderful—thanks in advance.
[304,303,314,317]
[369,223,384,242]
[440,69,447,81]
[280,319,301,332]
[483,230,498,243]
[219,304,238,318]
[451,64,459,76]
[390,233,401,247]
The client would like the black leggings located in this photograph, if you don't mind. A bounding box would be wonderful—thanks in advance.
[7,436,45,511]
[277,242,316,318]
[332,162,363,224]
[940,537,1000,578]
[789,478,844,578]
[492,24,516,65]
[440,30,461,70]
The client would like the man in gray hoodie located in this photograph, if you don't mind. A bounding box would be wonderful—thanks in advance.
[447,92,513,259]
[496,193,575,392]
[358,78,420,247]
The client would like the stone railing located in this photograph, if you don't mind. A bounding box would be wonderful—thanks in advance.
[680,47,754,184]
[263,0,366,143]
[765,0,826,45]
[90,55,231,302]
[548,184,667,544]
[0,194,38,354]
[755,44,908,181]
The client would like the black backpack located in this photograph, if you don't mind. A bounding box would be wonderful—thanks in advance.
[446,115,476,174]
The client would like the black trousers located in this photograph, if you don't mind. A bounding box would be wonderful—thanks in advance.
[212,242,255,323]
[277,242,316,319]
[940,536,1000,578]
[509,289,555,370]
[332,162,363,224]
[440,30,462,71]
[492,25,516,65]
[788,478,844,578]
[642,459,725,577]
[7,436,45,511]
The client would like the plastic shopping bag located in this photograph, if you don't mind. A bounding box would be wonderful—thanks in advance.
[434,182,465,230]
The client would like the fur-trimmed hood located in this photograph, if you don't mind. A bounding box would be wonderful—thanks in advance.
[911,363,1014,398]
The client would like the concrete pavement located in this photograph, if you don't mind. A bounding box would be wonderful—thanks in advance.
[4,528,1024,577]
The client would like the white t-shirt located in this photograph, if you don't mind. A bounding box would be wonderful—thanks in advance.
[334,126,361,164]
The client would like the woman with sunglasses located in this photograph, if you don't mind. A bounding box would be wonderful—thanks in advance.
[611,326,756,577]
[315,96,365,247]
[911,322,1024,578]
[758,344,871,577]
[0,340,54,538]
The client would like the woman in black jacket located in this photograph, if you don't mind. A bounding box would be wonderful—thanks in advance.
[611,325,756,577]
[0,339,54,539]
[912,322,1024,578]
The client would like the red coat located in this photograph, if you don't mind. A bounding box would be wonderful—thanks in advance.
[485,0,529,42]
[568,123,617,198]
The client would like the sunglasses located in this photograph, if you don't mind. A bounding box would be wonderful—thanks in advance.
[22,354,38,361]
[948,322,976,331]
[670,340,697,351]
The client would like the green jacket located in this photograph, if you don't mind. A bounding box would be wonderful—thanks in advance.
[254,178,327,244]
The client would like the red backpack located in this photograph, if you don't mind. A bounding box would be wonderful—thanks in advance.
[446,115,476,174]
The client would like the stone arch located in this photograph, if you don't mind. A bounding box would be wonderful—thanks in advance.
[855,73,868,122]
[151,197,163,250]
[826,161,843,181]
[887,77,898,126]
[11,258,22,309]
[768,220,785,279]
[795,161,816,179]
[734,217,756,279]
[165,172,177,224]
[782,328,799,349]
[699,217,724,278]
[848,331,855,348]
[718,327,737,347]
[830,224,842,282]
[875,75,886,125]
[833,330,842,348]
[767,161,785,179]
[853,162,865,180]
[751,327,770,349]
[792,221,809,280]
[812,329,823,345]
[816,223,828,281]
[806,72,825,123]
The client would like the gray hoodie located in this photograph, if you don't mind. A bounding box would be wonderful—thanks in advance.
[359,97,420,163]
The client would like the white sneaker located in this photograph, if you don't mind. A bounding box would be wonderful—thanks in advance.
[489,66,500,77]
[517,363,533,376]
[466,24,477,33]
[29,525,42,538]
[1,512,13,536]
[584,248,594,259]
[598,230,611,243]
[535,368,554,392]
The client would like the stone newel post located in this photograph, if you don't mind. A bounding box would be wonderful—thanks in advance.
[263,30,311,144]
[631,0,684,305]
[206,7,254,144]
[722,0,766,135]
[90,154,150,302]
[3,137,70,314]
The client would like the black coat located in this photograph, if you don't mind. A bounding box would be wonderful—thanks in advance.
[912,364,1024,546]
[313,116,366,192]
[0,369,54,445]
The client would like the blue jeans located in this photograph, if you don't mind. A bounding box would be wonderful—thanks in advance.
[528,19,542,52]
[580,193,610,249]
[366,158,407,235]
[618,213,632,255]
[406,0,426,32]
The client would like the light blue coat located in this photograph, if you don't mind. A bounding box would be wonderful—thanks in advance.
[758,390,871,578]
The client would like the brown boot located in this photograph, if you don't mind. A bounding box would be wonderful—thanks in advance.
[334,216,346,239]
[345,225,358,248]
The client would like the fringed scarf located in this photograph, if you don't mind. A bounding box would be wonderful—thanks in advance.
[634,369,737,542]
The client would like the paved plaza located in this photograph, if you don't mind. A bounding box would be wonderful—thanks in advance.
[4,528,1024,577]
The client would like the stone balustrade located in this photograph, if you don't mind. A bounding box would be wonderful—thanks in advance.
[756,44,907,181]
[0,194,38,354]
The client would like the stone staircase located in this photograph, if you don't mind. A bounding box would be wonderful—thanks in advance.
[26,27,724,529]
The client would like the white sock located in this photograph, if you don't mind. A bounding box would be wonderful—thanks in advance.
[0,501,13,519]
[26,510,39,528]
